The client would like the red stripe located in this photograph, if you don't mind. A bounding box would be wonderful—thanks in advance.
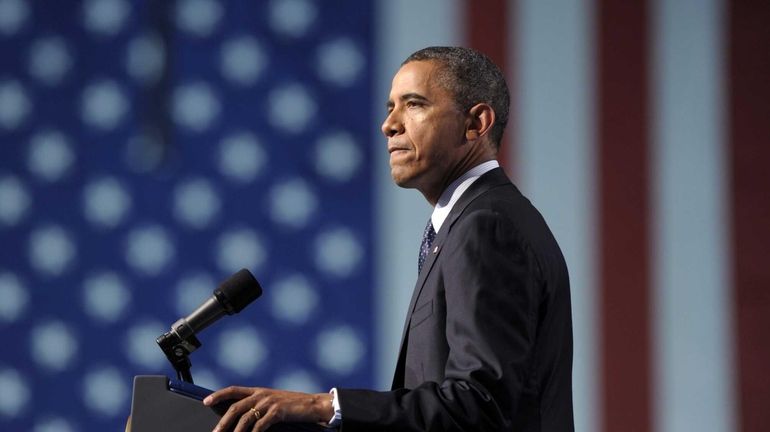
[597,1,652,431]
[728,0,770,430]
[465,0,513,174]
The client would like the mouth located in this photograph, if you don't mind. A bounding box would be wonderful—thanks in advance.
[388,145,409,154]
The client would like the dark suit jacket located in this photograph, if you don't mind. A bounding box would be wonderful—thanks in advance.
[338,168,574,431]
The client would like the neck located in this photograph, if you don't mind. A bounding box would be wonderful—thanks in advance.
[422,152,496,206]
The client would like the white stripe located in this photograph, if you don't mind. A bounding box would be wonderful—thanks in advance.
[373,0,464,389]
[514,1,598,431]
[652,0,735,430]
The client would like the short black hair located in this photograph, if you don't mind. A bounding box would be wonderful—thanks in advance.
[403,46,510,147]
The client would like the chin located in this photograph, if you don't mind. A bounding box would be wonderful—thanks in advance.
[390,168,416,189]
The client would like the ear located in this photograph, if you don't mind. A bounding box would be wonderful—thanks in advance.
[465,103,496,142]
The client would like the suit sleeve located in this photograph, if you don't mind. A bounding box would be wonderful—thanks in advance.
[337,209,542,432]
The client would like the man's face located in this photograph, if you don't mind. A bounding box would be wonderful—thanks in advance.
[382,60,468,197]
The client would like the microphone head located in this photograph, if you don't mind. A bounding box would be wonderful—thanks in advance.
[214,269,262,314]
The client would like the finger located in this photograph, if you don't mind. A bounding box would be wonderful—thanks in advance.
[251,409,277,432]
[233,407,259,432]
[213,397,255,432]
[204,386,254,406]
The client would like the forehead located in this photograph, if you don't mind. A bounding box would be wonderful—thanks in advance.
[389,60,446,98]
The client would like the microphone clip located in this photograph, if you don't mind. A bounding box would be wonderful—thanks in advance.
[156,329,202,384]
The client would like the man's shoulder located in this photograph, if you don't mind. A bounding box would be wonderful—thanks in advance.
[459,178,564,256]
[462,177,531,222]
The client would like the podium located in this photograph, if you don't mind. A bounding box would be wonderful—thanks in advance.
[129,376,330,432]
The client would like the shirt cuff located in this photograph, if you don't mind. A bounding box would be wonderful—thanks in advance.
[327,387,342,427]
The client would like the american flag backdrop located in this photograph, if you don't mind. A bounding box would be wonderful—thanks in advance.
[0,1,375,431]
[1,1,769,432]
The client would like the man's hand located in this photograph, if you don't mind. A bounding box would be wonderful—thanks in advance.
[202,386,333,432]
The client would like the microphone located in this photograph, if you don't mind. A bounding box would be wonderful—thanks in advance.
[167,268,263,343]
[157,268,263,382]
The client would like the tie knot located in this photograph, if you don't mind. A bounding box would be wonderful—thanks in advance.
[418,220,436,274]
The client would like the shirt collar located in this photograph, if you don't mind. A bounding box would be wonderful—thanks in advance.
[431,160,499,233]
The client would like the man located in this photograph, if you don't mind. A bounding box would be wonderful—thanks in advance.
[203,46,574,432]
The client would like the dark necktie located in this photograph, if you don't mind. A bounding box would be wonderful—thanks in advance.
[418,219,436,274]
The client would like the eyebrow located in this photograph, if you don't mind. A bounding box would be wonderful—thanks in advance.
[386,93,430,109]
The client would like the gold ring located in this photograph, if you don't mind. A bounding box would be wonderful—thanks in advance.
[250,407,261,420]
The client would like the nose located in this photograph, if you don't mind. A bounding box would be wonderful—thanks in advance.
[381,111,403,138]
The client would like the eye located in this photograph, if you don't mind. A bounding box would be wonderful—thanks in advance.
[406,100,422,108]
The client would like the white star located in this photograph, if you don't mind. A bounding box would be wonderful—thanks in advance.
[270,274,319,325]
[124,320,167,369]
[268,83,317,134]
[28,225,77,277]
[28,37,73,85]
[216,326,267,376]
[0,175,31,226]
[124,133,165,173]
[218,132,267,183]
[315,130,362,182]
[220,36,266,86]
[82,0,130,36]
[269,0,317,38]
[0,368,29,417]
[314,227,363,278]
[172,82,221,132]
[81,80,128,130]
[126,33,165,85]
[0,272,28,322]
[0,0,29,35]
[173,178,221,229]
[82,272,131,323]
[82,177,132,228]
[30,321,79,371]
[82,367,129,416]
[269,178,318,229]
[124,225,175,276]
[317,38,365,86]
[0,80,31,130]
[272,369,321,393]
[176,0,223,37]
[28,130,75,182]
[215,228,267,273]
[33,417,75,432]
[316,325,365,375]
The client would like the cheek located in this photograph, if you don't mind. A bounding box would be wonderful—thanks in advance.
[411,131,442,163]
[404,113,429,144]
[405,124,430,156]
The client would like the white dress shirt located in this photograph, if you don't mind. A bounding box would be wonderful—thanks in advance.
[431,160,500,232]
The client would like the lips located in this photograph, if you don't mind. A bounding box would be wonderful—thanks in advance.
[388,143,409,154]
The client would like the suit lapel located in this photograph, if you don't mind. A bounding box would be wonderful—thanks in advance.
[391,168,512,388]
